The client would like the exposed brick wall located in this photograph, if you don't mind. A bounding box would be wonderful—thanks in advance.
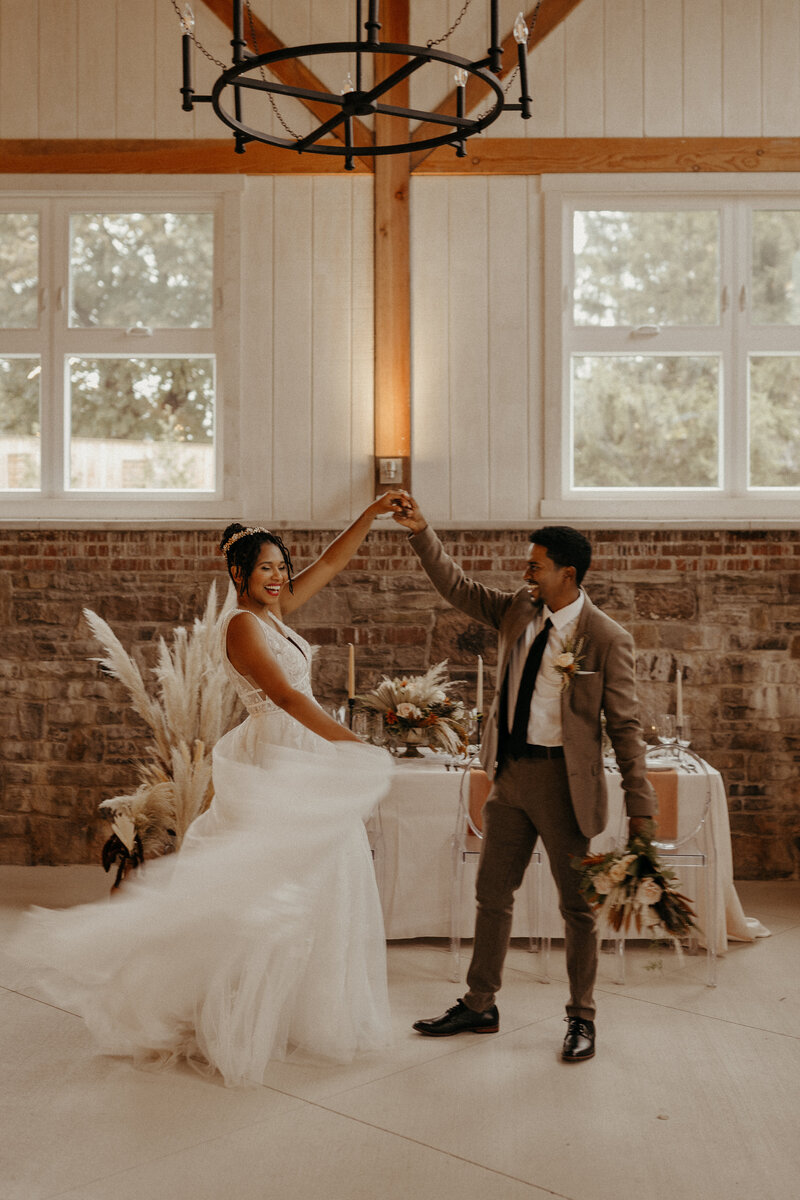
[1,526,798,878]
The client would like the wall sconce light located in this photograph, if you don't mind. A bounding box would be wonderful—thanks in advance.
[377,457,403,486]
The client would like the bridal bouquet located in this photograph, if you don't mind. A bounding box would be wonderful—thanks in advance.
[357,661,468,756]
[573,823,696,944]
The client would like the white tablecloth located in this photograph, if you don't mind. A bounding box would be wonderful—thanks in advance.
[374,752,761,954]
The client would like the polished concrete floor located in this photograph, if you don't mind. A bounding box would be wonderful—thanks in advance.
[1,868,798,1200]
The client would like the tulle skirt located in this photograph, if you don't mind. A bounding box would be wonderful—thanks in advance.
[8,726,393,1087]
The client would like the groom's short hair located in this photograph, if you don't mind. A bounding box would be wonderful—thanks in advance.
[529,526,592,586]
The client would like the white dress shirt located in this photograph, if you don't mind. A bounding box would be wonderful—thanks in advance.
[505,592,585,746]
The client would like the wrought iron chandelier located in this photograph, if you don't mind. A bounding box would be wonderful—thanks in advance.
[175,1,539,169]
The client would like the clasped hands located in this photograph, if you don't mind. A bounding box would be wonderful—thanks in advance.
[381,489,427,534]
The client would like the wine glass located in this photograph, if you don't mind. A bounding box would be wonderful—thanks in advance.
[656,714,677,747]
[366,711,390,749]
[351,709,371,741]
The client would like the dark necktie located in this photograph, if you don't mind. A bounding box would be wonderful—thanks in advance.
[508,618,552,757]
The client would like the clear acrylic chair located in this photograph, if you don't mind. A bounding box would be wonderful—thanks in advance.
[450,756,550,984]
[614,744,717,987]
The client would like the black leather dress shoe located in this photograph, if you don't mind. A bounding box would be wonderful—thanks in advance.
[413,998,499,1037]
[561,1017,595,1061]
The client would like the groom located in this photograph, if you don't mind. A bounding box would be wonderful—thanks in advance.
[392,496,654,1061]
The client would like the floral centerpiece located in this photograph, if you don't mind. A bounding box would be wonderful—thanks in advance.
[573,822,696,960]
[357,661,468,757]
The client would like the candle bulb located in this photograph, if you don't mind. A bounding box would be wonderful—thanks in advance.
[180,3,195,112]
[348,643,355,699]
[676,668,683,723]
[476,655,484,714]
[513,12,532,119]
[454,67,468,157]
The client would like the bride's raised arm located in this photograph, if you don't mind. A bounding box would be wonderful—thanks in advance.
[280,491,405,615]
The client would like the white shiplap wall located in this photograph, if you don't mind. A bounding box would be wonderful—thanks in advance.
[2,2,800,525]
[411,176,542,524]
[482,0,800,139]
[238,176,375,523]
[3,1,799,140]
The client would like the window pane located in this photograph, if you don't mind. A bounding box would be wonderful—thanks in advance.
[573,211,719,326]
[0,357,40,488]
[572,355,719,487]
[749,356,800,487]
[68,356,215,490]
[751,211,800,325]
[0,214,39,329]
[69,213,214,329]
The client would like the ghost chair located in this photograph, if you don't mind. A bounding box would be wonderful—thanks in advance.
[613,745,717,987]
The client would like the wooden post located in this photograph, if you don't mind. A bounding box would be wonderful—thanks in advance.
[373,0,411,493]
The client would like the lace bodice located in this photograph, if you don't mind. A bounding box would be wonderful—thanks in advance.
[220,608,314,717]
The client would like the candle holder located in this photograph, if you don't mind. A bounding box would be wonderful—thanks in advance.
[475,713,483,748]
[347,697,355,729]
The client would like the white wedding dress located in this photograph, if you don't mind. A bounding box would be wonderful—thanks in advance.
[10,609,393,1087]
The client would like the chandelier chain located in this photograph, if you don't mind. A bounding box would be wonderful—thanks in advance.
[245,0,301,140]
[426,0,474,49]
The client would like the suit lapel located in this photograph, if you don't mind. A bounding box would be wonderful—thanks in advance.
[574,589,594,638]
[561,590,595,720]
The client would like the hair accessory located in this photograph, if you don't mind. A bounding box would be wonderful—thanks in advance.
[220,527,270,556]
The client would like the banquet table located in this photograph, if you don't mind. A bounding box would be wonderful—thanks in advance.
[373,750,764,955]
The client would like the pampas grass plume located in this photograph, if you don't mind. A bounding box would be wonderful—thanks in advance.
[88,581,239,858]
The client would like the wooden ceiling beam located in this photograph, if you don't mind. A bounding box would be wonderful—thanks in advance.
[413,136,800,175]
[409,0,587,171]
[0,138,372,174]
[199,0,374,154]
[5,137,800,177]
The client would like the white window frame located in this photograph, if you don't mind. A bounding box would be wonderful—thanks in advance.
[0,176,243,523]
[542,173,800,523]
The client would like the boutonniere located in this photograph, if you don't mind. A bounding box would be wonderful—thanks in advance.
[553,634,587,692]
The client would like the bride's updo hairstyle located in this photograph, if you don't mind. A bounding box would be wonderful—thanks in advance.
[219,524,295,596]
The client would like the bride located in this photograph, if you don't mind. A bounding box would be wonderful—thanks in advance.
[10,495,402,1087]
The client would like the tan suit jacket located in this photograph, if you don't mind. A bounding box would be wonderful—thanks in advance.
[409,526,654,838]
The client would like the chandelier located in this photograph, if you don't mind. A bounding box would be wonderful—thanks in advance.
[175,1,539,169]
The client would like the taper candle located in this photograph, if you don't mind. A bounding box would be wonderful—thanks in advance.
[676,668,683,723]
[476,655,484,713]
[347,643,355,699]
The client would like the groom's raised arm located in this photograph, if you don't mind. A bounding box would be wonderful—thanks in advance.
[392,494,513,630]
